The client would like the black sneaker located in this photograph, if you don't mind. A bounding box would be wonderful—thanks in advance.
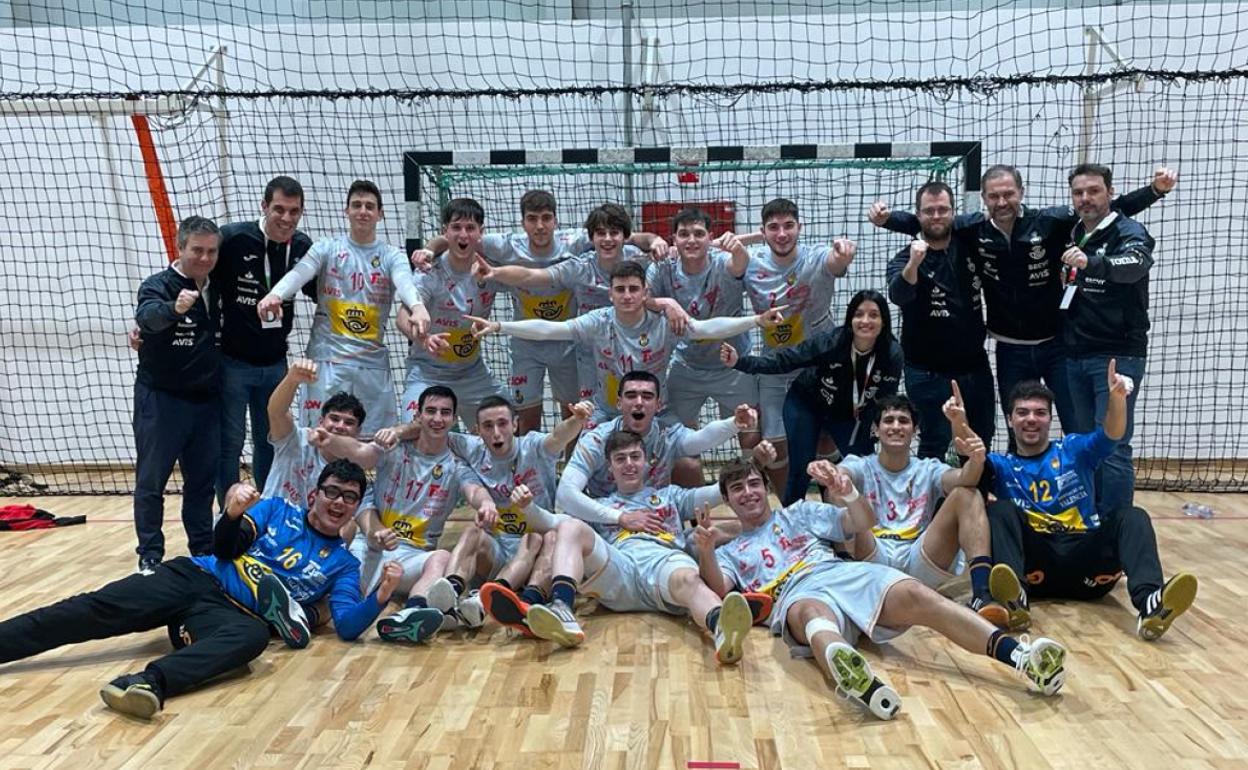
[1137,573,1198,641]
[99,672,164,719]
[256,573,312,649]
[137,556,161,576]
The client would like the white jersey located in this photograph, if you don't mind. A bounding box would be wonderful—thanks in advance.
[452,431,560,538]
[545,247,645,312]
[299,235,417,368]
[566,417,695,498]
[372,442,471,549]
[408,257,501,376]
[597,484,716,549]
[743,244,839,350]
[715,502,847,598]
[566,307,676,414]
[483,229,588,322]
[647,250,749,370]
[839,454,949,541]
[262,428,323,510]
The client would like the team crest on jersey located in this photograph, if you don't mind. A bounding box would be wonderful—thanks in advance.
[639,334,649,347]
[342,307,372,335]
[785,273,796,286]
[319,546,332,558]
[772,522,783,536]
[649,494,662,506]
[432,464,444,479]
[371,255,381,268]
[1051,457,1061,470]
[514,390,525,404]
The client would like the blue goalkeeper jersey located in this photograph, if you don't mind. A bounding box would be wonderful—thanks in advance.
[192,498,365,621]
[984,429,1116,534]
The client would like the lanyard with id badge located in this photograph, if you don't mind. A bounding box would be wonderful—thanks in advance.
[1060,211,1118,310]
[259,216,291,329]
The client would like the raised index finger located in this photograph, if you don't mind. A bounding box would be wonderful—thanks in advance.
[950,380,963,407]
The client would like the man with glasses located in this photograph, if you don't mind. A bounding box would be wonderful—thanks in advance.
[0,460,400,721]
[886,181,995,458]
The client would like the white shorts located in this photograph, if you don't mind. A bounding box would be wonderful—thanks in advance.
[300,360,397,436]
[349,536,436,596]
[665,360,759,427]
[581,537,695,615]
[487,533,526,579]
[400,359,507,427]
[773,561,911,651]
[509,338,580,408]
[866,530,960,590]
[757,371,800,441]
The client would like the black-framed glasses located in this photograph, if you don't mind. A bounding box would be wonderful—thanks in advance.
[318,484,361,505]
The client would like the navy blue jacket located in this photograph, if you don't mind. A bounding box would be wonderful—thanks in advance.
[135,266,220,397]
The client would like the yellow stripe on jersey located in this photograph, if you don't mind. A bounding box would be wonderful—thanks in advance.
[872,524,922,541]
[435,327,481,364]
[518,289,573,321]
[493,504,528,536]
[615,529,677,545]
[763,314,804,348]
[756,560,812,599]
[605,371,620,408]
[1026,506,1089,534]
[326,299,382,342]
[380,509,432,548]
[232,554,274,598]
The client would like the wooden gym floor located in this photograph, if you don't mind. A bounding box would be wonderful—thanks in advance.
[0,490,1244,770]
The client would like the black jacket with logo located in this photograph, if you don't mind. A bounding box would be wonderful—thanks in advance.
[1062,212,1155,358]
[135,266,220,397]
[886,240,988,375]
[732,325,903,423]
[212,221,314,365]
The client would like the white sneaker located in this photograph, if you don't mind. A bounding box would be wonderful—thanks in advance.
[826,642,901,720]
[1013,635,1067,696]
[526,600,585,648]
[713,592,751,665]
[456,590,487,630]
[427,577,458,613]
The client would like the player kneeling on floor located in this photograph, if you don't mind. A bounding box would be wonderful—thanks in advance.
[697,458,1069,721]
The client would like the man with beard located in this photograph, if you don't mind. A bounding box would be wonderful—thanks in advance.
[886,181,995,458]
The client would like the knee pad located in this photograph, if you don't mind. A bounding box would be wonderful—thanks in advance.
[804,616,840,644]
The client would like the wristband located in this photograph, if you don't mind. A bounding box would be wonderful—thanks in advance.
[841,488,860,504]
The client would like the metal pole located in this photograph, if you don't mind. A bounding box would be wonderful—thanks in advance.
[621,0,636,214]
[213,46,231,220]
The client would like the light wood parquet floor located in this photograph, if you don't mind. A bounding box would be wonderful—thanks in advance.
[0,490,1244,770]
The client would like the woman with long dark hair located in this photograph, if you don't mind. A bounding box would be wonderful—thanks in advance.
[721,289,903,505]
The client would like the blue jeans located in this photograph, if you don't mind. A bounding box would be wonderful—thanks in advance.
[133,382,220,560]
[904,361,996,460]
[216,356,287,507]
[780,391,876,506]
[995,338,1076,447]
[1065,355,1145,512]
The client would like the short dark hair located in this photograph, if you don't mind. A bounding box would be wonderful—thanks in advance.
[619,370,661,398]
[1068,163,1113,188]
[264,175,304,205]
[604,429,645,458]
[718,457,769,499]
[346,180,382,210]
[442,197,485,226]
[874,394,920,427]
[761,198,799,224]
[585,203,633,238]
[323,392,366,424]
[609,260,647,286]
[915,181,955,211]
[176,215,220,251]
[520,190,556,215]
[981,165,1023,190]
[672,207,712,232]
[418,385,458,414]
[317,458,368,497]
[476,395,516,421]
[1007,380,1055,412]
